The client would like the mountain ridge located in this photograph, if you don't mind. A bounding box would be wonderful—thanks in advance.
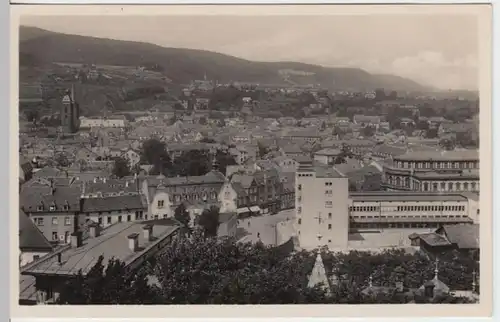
[19,26,431,92]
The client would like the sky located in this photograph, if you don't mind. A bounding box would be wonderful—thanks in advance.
[21,15,479,90]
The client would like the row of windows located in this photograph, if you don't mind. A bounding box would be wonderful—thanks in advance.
[349,205,466,212]
[86,192,136,198]
[351,214,469,219]
[297,173,314,177]
[387,178,477,192]
[297,213,333,224]
[34,217,71,226]
[394,161,478,170]
[101,212,144,224]
[350,222,445,229]
[36,204,70,212]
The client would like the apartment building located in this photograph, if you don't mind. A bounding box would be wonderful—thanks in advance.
[295,161,349,250]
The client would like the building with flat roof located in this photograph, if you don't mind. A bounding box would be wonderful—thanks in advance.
[20,219,180,304]
[293,158,479,251]
[348,192,473,231]
[295,161,349,250]
[381,150,479,193]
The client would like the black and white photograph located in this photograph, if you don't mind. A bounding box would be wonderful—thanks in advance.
[13,4,492,313]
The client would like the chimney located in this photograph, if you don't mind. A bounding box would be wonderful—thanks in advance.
[70,231,82,248]
[88,222,101,238]
[143,224,154,241]
[424,281,435,298]
[127,233,139,252]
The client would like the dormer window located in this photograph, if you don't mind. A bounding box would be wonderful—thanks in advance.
[37,205,44,211]
[63,204,69,211]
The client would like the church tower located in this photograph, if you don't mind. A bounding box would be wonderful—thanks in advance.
[61,84,80,133]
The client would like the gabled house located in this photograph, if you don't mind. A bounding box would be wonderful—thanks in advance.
[19,209,54,267]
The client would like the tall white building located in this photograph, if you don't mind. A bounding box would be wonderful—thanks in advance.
[295,161,349,250]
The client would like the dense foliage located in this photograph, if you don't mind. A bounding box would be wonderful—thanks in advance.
[320,248,479,292]
[57,256,162,304]
[57,235,478,305]
[140,138,236,177]
[153,232,328,304]
[196,206,221,237]
[112,156,131,178]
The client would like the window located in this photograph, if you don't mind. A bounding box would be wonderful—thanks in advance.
[52,217,58,225]
[325,201,333,208]
[297,207,302,214]
[127,215,131,222]
[98,217,103,225]
[49,205,56,211]
[63,204,69,210]
[328,213,332,219]
[37,205,44,211]
[325,190,332,195]
[297,184,302,191]
[35,218,44,226]
[33,255,40,260]
[157,200,165,208]
[52,232,58,241]
[298,218,302,225]
[64,217,71,226]
[107,216,111,224]
[328,224,332,230]
[118,215,122,222]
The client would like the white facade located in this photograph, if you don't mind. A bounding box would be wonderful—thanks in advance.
[218,182,238,213]
[295,166,349,250]
[80,117,127,129]
[19,250,50,268]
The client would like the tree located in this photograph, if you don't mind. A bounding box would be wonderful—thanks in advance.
[257,141,269,159]
[440,138,456,151]
[112,157,131,178]
[174,203,191,228]
[57,256,161,304]
[172,149,210,177]
[426,128,439,139]
[197,206,221,237]
[140,139,172,175]
[24,109,39,124]
[362,125,376,137]
[153,234,329,304]
[200,137,216,143]
[54,153,70,167]
[215,149,237,175]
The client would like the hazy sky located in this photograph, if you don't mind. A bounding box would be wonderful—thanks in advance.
[22,15,479,90]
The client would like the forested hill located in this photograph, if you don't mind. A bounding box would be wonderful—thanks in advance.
[19,26,430,92]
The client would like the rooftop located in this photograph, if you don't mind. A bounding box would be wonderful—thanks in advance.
[19,209,53,252]
[349,191,469,202]
[395,149,479,162]
[21,220,179,277]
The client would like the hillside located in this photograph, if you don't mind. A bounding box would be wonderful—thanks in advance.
[19,26,430,92]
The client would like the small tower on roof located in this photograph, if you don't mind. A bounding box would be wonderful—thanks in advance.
[307,251,331,296]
